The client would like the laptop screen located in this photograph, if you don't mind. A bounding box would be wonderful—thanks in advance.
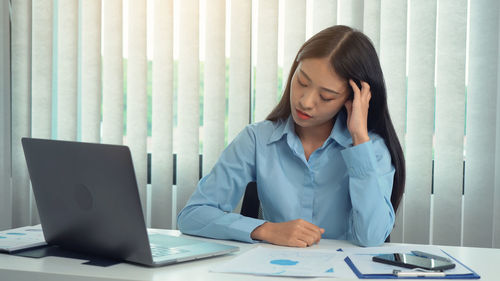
[22,138,154,264]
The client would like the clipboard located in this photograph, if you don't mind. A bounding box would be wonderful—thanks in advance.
[340,246,480,279]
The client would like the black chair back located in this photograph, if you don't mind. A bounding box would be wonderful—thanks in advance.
[240,182,260,219]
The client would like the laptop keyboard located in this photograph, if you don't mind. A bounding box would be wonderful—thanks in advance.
[148,233,201,258]
[150,245,188,258]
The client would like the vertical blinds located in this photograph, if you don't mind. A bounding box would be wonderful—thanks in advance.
[463,0,499,247]
[7,0,500,248]
[254,0,278,122]
[176,0,200,227]
[127,0,149,220]
[151,0,174,229]
[0,0,12,230]
[80,0,101,143]
[433,0,467,246]
[56,0,78,141]
[379,0,407,242]
[29,0,54,225]
[101,0,123,145]
[404,0,436,245]
[11,0,31,228]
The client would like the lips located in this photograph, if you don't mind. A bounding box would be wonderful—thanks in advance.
[296,109,312,120]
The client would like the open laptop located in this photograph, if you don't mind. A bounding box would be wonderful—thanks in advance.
[21,137,238,267]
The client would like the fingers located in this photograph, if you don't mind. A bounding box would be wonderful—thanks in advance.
[360,81,370,91]
[293,219,323,247]
[348,80,371,109]
[260,219,325,248]
[349,79,360,91]
[344,100,352,117]
[360,81,372,102]
[349,80,361,101]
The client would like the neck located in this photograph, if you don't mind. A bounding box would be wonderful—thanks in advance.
[295,119,335,145]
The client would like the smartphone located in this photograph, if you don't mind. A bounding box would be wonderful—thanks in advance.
[372,253,456,271]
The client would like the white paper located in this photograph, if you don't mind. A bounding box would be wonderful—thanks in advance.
[0,224,46,252]
[342,245,475,275]
[212,245,355,278]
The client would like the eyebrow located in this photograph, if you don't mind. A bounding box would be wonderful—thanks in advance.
[299,69,342,96]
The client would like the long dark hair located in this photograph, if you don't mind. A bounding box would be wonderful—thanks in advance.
[267,25,405,213]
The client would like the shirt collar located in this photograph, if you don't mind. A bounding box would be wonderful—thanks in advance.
[267,116,294,144]
[267,110,353,148]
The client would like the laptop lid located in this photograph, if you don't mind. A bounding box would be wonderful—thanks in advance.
[22,138,155,265]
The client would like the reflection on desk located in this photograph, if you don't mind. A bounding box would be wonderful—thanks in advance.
[0,229,499,281]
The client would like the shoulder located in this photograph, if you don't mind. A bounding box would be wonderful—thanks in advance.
[247,119,279,134]
[243,119,283,143]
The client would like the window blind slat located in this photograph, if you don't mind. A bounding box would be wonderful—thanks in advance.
[311,0,337,35]
[363,0,380,53]
[80,0,101,143]
[1,0,12,229]
[228,0,252,142]
[338,0,363,30]
[56,0,78,141]
[151,0,174,228]
[202,0,226,175]
[254,0,278,122]
[32,0,53,141]
[176,0,200,221]
[379,0,407,243]
[404,0,436,244]
[283,0,306,89]
[127,0,148,219]
[433,0,467,246]
[102,0,123,145]
[31,0,54,224]
[496,45,500,248]
[463,0,499,247]
[11,0,32,228]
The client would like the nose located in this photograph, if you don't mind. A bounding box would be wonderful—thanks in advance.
[299,89,316,110]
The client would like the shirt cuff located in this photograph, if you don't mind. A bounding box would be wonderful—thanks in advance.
[340,140,378,178]
[230,216,267,243]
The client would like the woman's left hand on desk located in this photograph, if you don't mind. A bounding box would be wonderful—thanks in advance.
[250,219,325,248]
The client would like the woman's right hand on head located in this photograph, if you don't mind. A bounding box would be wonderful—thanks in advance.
[250,219,325,247]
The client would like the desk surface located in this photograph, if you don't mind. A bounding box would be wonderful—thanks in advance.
[0,229,498,281]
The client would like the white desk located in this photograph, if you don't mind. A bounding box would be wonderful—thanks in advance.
[0,229,497,281]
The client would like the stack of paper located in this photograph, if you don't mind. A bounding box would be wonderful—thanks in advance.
[211,245,355,278]
[0,224,46,253]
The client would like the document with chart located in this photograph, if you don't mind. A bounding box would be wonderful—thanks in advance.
[211,245,354,278]
[0,224,46,253]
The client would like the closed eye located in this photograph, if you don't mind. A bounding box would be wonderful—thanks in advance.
[297,77,308,87]
[320,95,333,102]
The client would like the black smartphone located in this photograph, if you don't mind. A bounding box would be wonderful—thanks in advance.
[372,253,456,271]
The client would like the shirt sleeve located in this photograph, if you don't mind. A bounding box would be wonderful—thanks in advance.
[340,136,396,246]
[177,125,267,243]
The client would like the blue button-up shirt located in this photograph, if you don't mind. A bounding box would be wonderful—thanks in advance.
[177,111,395,246]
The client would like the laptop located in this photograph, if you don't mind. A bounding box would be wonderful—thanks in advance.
[21,137,238,267]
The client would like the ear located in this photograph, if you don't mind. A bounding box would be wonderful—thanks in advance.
[344,99,353,118]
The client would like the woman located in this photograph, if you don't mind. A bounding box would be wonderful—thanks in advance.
[177,25,405,247]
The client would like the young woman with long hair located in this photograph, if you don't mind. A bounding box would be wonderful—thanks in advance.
[177,25,405,247]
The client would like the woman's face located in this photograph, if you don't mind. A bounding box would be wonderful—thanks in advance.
[290,57,350,132]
